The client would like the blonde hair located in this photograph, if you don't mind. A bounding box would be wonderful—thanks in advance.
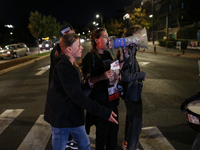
[59,34,85,83]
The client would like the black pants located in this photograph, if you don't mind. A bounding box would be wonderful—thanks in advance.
[94,101,119,150]
[124,100,142,150]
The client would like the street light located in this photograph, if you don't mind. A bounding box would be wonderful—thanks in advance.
[96,14,104,28]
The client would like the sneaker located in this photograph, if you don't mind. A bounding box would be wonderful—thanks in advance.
[122,140,127,150]
[66,140,78,150]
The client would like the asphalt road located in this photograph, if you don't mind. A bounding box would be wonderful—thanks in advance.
[0,41,199,150]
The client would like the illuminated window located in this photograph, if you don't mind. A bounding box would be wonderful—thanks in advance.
[169,5,171,12]
[181,2,184,8]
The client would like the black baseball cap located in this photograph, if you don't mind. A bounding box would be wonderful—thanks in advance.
[59,24,73,36]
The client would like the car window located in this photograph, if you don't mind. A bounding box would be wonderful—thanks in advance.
[20,44,25,48]
[5,46,15,49]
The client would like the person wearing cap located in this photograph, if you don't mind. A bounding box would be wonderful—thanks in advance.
[49,24,75,85]
[48,24,77,149]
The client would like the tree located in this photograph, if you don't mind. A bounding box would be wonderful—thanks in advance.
[128,7,150,29]
[43,15,60,40]
[28,11,43,54]
[106,19,123,37]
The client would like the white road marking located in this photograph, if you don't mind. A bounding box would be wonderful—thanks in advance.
[0,109,24,134]
[35,65,50,75]
[139,62,150,66]
[89,125,175,150]
[18,115,51,150]
[140,126,176,150]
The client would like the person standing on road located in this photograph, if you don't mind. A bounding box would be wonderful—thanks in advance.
[82,28,120,150]
[44,33,118,150]
[48,25,78,149]
[119,25,146,150]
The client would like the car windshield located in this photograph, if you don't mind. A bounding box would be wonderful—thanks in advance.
[4,46,15,50]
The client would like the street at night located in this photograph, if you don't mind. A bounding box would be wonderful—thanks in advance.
[0,41,199,150]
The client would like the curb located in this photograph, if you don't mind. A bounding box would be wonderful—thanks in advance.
[139,50,200,58]
[0,54,50,76]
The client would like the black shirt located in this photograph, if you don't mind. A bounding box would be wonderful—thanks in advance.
[82,51,116,106]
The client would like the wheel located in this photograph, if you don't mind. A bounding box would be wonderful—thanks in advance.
[25,51,28,56]
[12,53,17,58]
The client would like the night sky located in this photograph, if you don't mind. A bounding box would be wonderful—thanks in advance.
[0,0,134,26]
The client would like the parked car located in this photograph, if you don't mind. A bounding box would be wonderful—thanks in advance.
[0,43,29,59]
[39,40,53,50]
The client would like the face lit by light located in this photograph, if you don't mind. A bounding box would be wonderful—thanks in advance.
[70,38,83,59]
[96,31,110,50]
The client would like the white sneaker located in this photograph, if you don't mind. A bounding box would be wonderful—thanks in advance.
[66,140,78,149]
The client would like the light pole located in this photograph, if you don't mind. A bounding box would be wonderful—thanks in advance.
[123,13,130,29]
[152,0,155,45]
[96,14,104,28]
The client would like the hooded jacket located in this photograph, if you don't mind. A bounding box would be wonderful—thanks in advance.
[120,46,146,102]
[44,55,111,128]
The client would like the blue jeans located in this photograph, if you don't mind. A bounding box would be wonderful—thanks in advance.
[51,125,90,150]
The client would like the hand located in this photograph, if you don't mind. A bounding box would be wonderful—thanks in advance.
[88,79,94,88]
[108,111,118,124]
[119,49,124,61]
[143,77,146,81]
[103,69,112,80]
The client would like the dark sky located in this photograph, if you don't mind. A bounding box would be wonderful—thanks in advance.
[0,0,134,26]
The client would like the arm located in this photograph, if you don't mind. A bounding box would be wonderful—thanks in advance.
[121,68,146,82]
[57,66,117,123]
[82,52,112,83]
[85,69,112,84]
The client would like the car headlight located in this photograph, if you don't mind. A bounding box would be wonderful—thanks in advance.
[6,51,11,54]
[39,44,42,48]
[80,39,85,43]
[45,44,49,47]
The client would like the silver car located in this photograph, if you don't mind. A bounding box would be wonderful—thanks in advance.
[0,43,29,59]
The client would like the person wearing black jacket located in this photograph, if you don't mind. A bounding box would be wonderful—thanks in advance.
[48,24,78,149]
[120,25,146,150]
[44,33,118,150]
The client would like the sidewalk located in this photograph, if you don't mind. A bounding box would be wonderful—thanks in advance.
[139,41,200,59]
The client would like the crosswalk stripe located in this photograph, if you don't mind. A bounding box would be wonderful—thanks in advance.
[17,115,51,150]
[0,109,24,134]
[138,62,150,66]
[140,126,176,150]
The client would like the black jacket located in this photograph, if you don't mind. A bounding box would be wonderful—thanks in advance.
[48,43,61,86]
[44,55,112,128]
[121,46,146,102]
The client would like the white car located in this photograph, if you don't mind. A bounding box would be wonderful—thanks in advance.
[0,43,29,59]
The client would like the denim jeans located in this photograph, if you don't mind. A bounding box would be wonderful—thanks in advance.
[51,125,90,150]
[125,100,142,150]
